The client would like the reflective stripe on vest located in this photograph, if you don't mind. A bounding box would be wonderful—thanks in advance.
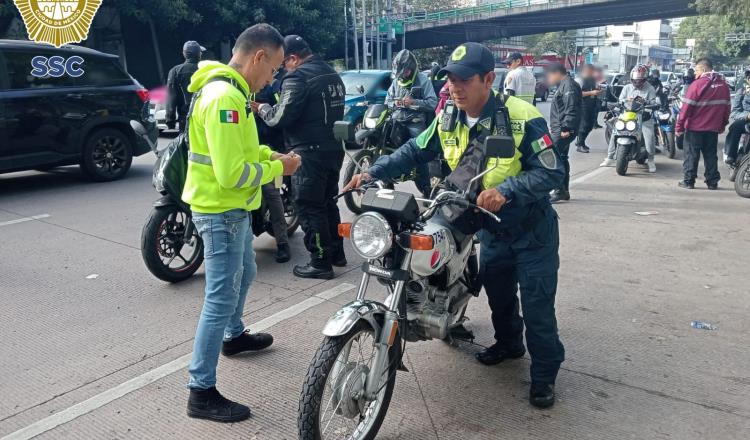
[188,151,212,165]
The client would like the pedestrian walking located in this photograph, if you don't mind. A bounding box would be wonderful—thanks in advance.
[675,58,731,190]
[574,64,602,153]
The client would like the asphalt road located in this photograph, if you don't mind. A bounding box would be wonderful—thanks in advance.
[1,103,748,440]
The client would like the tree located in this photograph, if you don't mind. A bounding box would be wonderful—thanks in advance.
[526,31,577,58]
[675,15,750,63]
[693,0,750,20]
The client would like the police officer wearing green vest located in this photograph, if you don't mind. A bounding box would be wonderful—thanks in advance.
[346,42,565,408]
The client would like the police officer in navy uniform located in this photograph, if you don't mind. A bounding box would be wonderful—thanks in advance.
[346,43,566,408]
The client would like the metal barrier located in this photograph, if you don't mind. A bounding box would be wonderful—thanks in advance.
[401,0,553,25]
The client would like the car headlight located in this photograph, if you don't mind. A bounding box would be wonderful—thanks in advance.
[364,117,378,129]
[625,121,637,131]
[350,212,392,259]
[615,120,626,130]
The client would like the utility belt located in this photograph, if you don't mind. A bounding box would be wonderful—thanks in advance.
[490,204,548,240]
[291,143,340,153]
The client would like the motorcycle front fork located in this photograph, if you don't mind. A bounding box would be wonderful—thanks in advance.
[363,251,412,400]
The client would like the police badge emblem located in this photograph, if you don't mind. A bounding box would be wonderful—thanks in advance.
[13,0,102,48]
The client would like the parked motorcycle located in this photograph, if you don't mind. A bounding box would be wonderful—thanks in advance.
[298,122,515,440]
[655,87,679,159]
[131,121,299,283]
[343,87,443,214]
[607,98,660,176]
[732,123,750,198]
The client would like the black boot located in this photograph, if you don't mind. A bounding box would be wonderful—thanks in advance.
[187,387,251,422]
[678,181,695,189]
[293,263,334,280]
[529,382,556,409]
[474,343,526,366]
[222,331,274,356]
[275,244,291,263]
[549,189,570,204]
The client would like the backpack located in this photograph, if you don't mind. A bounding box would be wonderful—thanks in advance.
[152,76,246,201]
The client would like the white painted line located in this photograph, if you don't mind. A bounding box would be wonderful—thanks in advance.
[569,166,610,187]
[0,214,50,228]
[1,282,356,440]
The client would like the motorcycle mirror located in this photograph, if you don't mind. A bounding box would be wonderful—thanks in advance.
[483,135,516,159]
[410,87,423,99]
[130,120,148,137]
[333,120,356,143]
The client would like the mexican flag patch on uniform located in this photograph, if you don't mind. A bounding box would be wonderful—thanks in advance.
[531,134,553,153]
[219,110,239,124]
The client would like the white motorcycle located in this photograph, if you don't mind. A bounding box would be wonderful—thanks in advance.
[298,122,515,440]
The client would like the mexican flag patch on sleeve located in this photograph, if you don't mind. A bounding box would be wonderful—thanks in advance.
[531,134,553,153]
[219,110,239,124]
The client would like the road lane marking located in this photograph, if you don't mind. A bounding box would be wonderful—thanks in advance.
[1,282,356,440]
[0,214,50,227]
[569,166,610,187]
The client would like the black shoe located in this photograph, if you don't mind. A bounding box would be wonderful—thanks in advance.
[474,344,526,366]
[293,263,334,280]
[576,145,590,153]
[275,244,290,263]
[594,123,603,129]
[725,158,737,167]
[529,382,556,409]
[549,190,570,204]
[222,331,274,356]
[678,181,695,189]
[187,387,251,422]
[707,183,719,190]
[331,251,348,267]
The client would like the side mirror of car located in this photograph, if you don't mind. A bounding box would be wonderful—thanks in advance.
[333,120,355,143]
[484,135,516,159]
[410,86,423,99]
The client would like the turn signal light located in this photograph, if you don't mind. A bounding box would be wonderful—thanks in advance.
[409,234,434,250]
[338,223,352,238]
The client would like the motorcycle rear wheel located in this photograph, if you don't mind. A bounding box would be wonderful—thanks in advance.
[299,321,399,440]
[734,157,750,198]
[141,205,203,283]
[615,143,630,176]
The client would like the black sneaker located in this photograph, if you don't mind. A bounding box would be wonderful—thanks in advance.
[293,263,334,280]
[576,145,590,153]
[474,344,526,366]
[187,387,251,422]
[275,244,291,263]
[222,331,274,356]
[707,183,719,190]
[678,181,695,189]
[529,382,556,409]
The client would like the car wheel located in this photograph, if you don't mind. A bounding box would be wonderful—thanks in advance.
[80,128,133,182]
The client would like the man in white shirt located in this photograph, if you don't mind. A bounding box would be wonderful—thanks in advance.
[504,52,537,105]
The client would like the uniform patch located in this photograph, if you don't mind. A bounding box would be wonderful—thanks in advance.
[510,120,525,134]
[479,118,492,131]
[531,134,553,153]
[539,148,557,170]
[220,110,239,124]
[443,138,457,147]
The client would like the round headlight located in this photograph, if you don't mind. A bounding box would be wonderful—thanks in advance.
[625,121,637,131]
[615,120,626,131]
[659,112,670,121]
[364,117,378,129]
[350,212,393,259]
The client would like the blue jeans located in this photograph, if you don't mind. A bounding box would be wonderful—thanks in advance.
[187,209,257,390]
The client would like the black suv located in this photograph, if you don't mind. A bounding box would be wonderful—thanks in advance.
[0,40,157,181]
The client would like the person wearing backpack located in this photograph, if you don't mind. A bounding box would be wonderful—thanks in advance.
[181,24,301,423]
[166,41,204,132]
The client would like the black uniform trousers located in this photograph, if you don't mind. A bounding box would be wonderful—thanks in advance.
[291,149,345,268]
[552,134,575,191]
[683,131,720,186]
[724,119,748,162]
[576,103,597,147]
[478,207,565,384]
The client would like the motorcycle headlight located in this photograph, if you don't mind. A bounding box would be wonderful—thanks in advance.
[364,117,378,129]
[659,112,670,121]
[625,121,637,131]
[615,120,626,131]
[350,212,393,259]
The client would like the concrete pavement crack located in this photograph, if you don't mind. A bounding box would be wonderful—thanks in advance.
[405,351,441,440]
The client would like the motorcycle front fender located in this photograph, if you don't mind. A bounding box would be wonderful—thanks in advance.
[153,195,179,209]
[322,300,388,337]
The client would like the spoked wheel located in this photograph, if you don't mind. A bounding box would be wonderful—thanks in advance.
[734,157,750,198]
[343,149,375,214]
[299,322,399,440]
[141,206,203,282]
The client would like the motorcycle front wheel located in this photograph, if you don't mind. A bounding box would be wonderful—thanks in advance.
[734,157,750,198]
[343,149,376,214]
[664,130,676,159]
[299,321,399,440]
[141,205,203,283]
[615,143,630,176]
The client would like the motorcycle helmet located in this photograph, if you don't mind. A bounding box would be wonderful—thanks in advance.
[649,67,660,79]
[393,49,418,86]
[684,68,695,85]
[630,64,649,88]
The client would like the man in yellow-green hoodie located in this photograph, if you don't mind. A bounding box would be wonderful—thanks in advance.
[182,24,301,423]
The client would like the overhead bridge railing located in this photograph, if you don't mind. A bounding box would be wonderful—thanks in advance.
[401,0,554,25]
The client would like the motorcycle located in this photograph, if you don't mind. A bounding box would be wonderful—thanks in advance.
[343,87,444,214]
[655,87,679,159]
[732,123,750,198]
[607,98,660,176]
[130,121,299,283]
[298,121,515,440]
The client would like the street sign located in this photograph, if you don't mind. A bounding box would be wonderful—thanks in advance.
[725,33,750,42]
[379,19,404,34]
[685,38,695,47]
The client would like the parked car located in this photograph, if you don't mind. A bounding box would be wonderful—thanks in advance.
[719,71,737,91]
[340,69,392,148]
[659,71,681,89]
[0,40,157,181]
[148,85,168,131]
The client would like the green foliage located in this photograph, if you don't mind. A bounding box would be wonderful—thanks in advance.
[675,15,749,62]
[692,0,750,20]
[525,31,577,57]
